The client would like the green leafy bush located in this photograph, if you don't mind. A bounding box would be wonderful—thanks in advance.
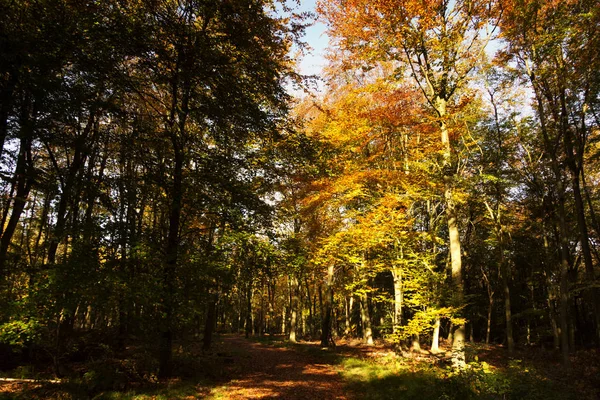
[83,362,128,393]
[0,319,41,348]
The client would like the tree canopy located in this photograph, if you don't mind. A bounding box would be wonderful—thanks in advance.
[1,0,600,394]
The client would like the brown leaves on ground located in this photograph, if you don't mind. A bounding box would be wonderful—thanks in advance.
[210,335,347,400]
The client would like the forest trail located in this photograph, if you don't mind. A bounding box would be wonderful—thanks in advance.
[208,335,347,399]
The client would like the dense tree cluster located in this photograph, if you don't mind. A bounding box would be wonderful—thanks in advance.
[0,0,302,377]
[299,0,600,368]
[0,0,599,382]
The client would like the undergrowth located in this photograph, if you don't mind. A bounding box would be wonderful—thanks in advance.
[339,356,580,400]
[0,336,593,400]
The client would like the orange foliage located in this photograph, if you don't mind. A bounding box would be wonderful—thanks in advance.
[296,66,442,274]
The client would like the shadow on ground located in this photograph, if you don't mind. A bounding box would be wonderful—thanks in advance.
[209,335,347,399]
[2,335,598,399]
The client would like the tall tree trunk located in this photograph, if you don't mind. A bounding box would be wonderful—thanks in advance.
[320,264,335,347]
[411,333,421,352]
[486,299,493,344]
[436,96,465,367]
[281,305,286,335]
[487,87,515,354]
[301,303,306,337]
[360,292,373,345]
[552,149,571,369]
[0,133,33,274]
[158,48,192,374]
[46,109,97,265]
[531,81,571,368]
[581,168,600,250]
[447,192,465,366]
[158,141,183,378]
[203,293,217,351]
[0,97,34,276]
[500,239,514,353]
[0,176,16,240]
[31,191,51,267]
[259,285,265,336]
[117,154,128,352]
[0,74,16,157]
[558,71,600,342]
[344,296,352,336]
[266,282,272,334]
[245,286,253,338]
[431,317,441,353]
[305,277,314,337]
[392,267,403,333]
[565,145,600,342]
[289,276,298,342]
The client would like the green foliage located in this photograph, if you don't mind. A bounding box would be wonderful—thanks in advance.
[83,362,128,393]
[90,382,204,400]
[1,0,600,395]
[387,307,463,341]
[0,319,41,348]
[340,356,580,400]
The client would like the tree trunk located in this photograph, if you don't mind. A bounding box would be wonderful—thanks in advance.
[289,276,298,342]
[469,322,474,343]
[486,299,493,344]
[282,306,287,335]
[0,74,16,157]
[245,286,253,338]
[447,322,453,347]
[554,161,571,368]
[203,294,217,351]
[436,96,465,368]
[0,176,16,240]
[581,168,600,251]
[344,296,353,336]
[0,134,33,274]
[431,317,441,353]
[0,97,35,275]
[360,292,373,345]
[320,265,335,347]
[448,189,465,367]
[158,141,183,378]
[259,285,265,336]
[530,79,571,368]
[117,160,129,352]
[562,89,600,343]
[411,333,421,352]
[305,276,314,337]
[500,245,514,353]
[392,268,403,333]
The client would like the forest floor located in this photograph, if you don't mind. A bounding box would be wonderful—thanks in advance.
[1,334,599,399]
[207,335,347,399]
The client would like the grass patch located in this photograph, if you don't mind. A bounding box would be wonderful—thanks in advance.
[91,379,210,400]
[247,334,290,348]
[0,379,211,400]
[0,376,213,400]
[290,343,344,364]
[338,356,580,400]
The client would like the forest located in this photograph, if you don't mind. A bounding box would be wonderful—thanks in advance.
[0,0,599,399]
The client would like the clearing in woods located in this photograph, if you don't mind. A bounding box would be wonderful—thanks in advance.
[2,335,597,399]
[208,335,347,399]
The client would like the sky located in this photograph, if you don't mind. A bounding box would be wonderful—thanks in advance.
[294,0,328,77]
[287,0,506,96]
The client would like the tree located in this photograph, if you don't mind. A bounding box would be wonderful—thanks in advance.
[0,0,301,378]
[500,0,600,366]
[318,0,501,366]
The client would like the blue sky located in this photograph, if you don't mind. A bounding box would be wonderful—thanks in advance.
[294,0,328,77]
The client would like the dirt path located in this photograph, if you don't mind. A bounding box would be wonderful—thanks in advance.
[209,336,347,399]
